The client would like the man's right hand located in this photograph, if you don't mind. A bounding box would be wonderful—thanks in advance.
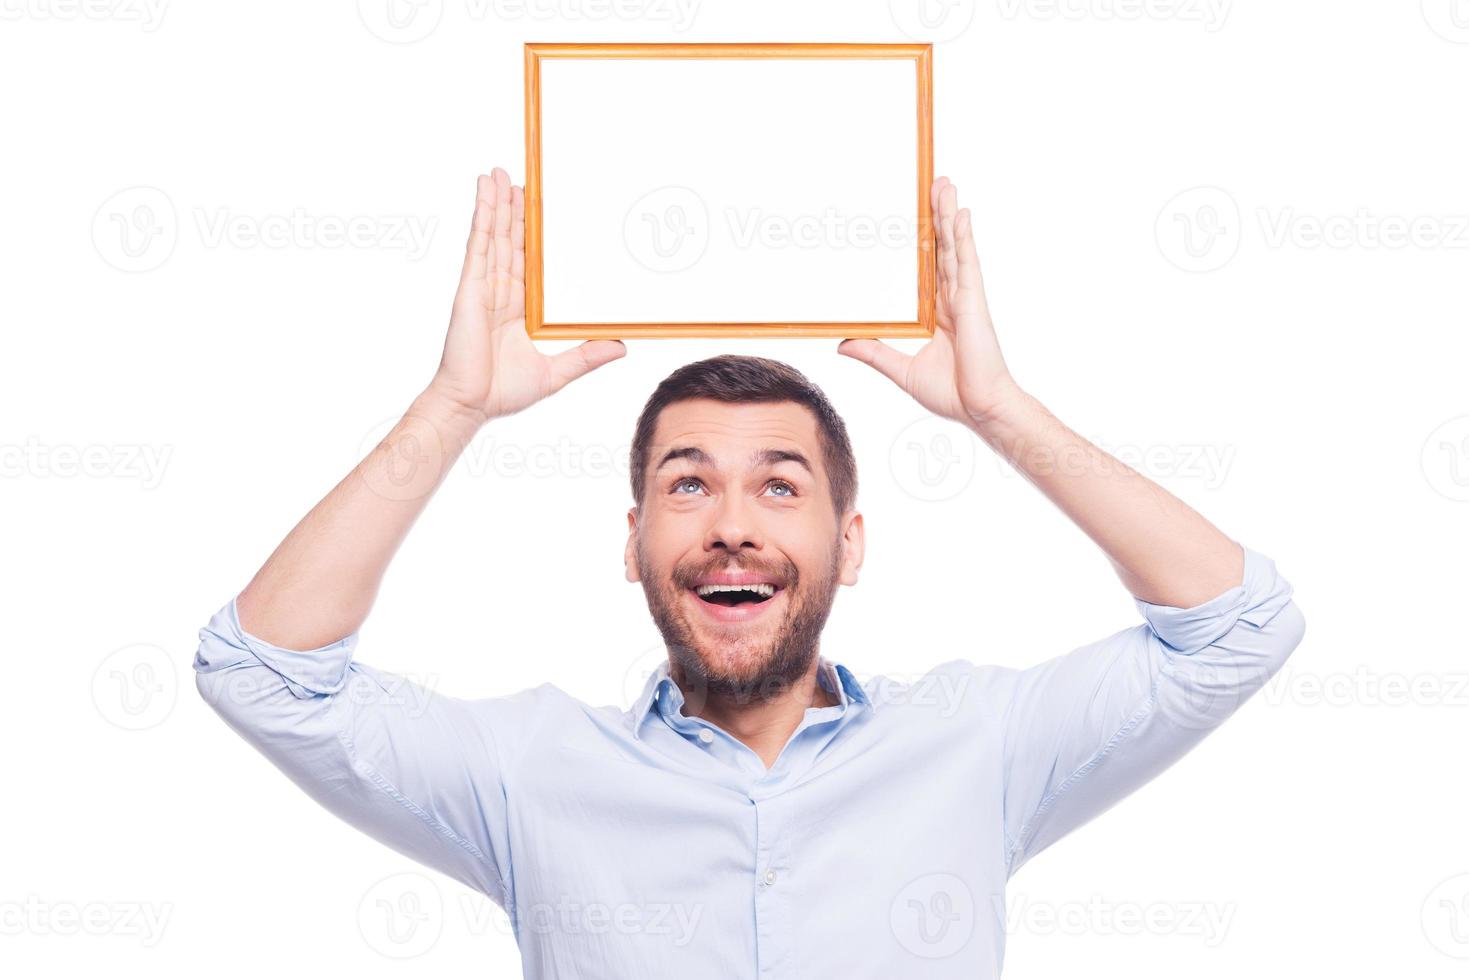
[233,170,624,650]
[428,168,626,426]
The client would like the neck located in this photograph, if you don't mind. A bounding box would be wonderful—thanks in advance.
[672,658,839,769]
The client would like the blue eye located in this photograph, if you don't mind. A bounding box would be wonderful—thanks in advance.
[668,476,798,497]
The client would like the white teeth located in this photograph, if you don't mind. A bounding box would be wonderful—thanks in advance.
[695,583,776,598]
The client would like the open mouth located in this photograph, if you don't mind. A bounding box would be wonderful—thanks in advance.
[691,583,779,607]
[685,580,787,624]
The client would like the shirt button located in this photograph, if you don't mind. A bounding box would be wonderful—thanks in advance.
[763,869,777,885]
[697,728,714,744]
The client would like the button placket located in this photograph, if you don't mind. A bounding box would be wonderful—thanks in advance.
[752,795,771,975]
[750,788,796,977]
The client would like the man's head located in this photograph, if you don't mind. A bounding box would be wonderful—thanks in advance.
[624,355,864,705]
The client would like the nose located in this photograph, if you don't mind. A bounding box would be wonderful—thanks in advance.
[702,490,764,554]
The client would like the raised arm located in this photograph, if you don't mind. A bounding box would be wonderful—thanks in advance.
[194,169,624,905]
[839,176,1240,608]
[236,168,625,649]
[841,177,1306,874]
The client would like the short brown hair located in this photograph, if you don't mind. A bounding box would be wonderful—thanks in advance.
[629,355,858,519]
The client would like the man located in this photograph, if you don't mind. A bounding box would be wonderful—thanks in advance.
[194,168,1305,977]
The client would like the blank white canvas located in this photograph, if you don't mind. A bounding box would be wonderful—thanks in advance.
[538,57,919,324]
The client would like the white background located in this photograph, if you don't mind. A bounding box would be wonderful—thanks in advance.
[540,56,917,322]
[2,1,1467,977]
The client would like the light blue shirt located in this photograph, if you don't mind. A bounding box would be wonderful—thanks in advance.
[193,543,1305,978]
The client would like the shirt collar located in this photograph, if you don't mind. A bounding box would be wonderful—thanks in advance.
[630,655,874,741]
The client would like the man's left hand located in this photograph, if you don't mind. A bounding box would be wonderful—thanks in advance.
[839,177,1022,427]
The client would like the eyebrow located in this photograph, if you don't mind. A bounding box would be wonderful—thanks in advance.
[655,445,814,478]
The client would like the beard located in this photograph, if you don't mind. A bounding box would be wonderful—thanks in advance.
[636,535,843,709]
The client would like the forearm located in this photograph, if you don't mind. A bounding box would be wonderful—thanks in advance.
[966,387,1242,608]
[236,385,486,650]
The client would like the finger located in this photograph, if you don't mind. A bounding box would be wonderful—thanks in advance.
[491,168,513,311]
[929,176,949,285]
[955,208,987,299]
[510,185,525,277]
[461,174,493,284]
[938,182,959,296]
[501,184,526,320]
[547,339,627,393]
[930,175,949,223]
[836,338,913,391]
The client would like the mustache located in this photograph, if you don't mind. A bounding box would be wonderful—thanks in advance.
[672,556,797,590]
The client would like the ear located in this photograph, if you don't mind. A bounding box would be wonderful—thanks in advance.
[837,510,865,587]
[624,508,642,583]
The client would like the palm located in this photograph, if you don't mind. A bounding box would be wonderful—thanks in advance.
[839,177,1016,425]
[902,330,966,422]
[433,169,624,422]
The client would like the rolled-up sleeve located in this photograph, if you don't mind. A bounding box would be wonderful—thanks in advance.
[1000,542,1307,876]
[193,597,514,907]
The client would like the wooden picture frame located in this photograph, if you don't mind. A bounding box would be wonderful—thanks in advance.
[523,42,935,340]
